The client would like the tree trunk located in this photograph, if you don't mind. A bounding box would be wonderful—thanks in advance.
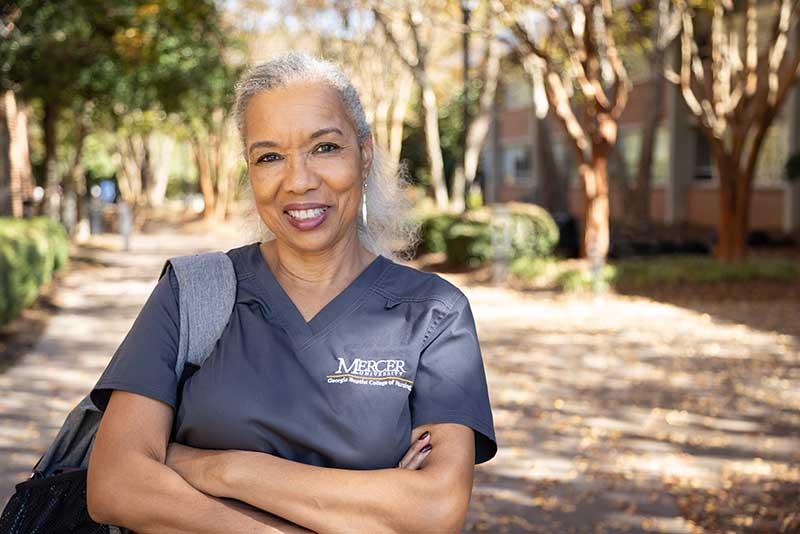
[0,91,30,217]
[0,93,10,216]
[389,71,414,164]
[419,81,448,210]
[146,132,174,209]
[374,97,391,152]
[39,101,60,219]
[633,75,666,226]
[609,143,635,224]
[715,163,751,261]
[116,134,146,207]
[579,150,610,261]
[14,100,34,213]
[452,37,502,213]
[450,167,466,213]
[140,143,151,209]
[61,113,88,235]
[193,138,216,220]
[537,116,567,213]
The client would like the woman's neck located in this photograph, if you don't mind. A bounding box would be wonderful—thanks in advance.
[259,234,376,294]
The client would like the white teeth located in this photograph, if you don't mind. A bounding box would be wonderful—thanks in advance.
[287,207,328,220]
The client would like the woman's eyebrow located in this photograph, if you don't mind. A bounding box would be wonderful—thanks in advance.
[248,127,344,156]
[248,140,278,155]
[309,127,344,140]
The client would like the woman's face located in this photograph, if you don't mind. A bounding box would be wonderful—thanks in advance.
[244,80,373,254]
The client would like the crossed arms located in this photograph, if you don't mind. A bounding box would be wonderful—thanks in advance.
[86,390,476,534]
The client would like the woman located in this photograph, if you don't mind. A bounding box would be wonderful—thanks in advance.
[86,51,497,534]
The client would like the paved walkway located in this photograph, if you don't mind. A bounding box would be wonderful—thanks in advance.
[461,284,799,533]
[1,221,798,533]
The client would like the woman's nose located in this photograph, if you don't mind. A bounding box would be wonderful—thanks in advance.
[283,154,321,194]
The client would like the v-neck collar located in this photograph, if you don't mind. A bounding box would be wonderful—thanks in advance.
[247,242,389,346]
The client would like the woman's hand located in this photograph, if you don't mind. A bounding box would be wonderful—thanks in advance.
[397,430,433,470]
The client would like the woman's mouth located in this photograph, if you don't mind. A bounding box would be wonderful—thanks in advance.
[285,206,330,230]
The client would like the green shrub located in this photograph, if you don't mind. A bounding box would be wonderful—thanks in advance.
[0,217,70,326]
[467,202,559,259]
[504,202,560,258]
[557,265,618,293]
[466,186,483,210]
[509,256,559,282]
[418,202,560,267]
[444,220,492,267]
[418,213,461,254]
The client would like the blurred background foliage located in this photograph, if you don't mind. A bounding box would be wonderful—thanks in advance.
[1,0,799,310]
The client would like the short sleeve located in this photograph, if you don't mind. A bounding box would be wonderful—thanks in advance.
[410,292,497,464]
[89,264,180,412]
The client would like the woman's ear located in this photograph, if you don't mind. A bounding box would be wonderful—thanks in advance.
[360,136,374,179]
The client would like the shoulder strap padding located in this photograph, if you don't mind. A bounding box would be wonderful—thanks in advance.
[160,251,237,381]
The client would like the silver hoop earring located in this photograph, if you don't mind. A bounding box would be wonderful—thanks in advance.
[361,180,368,227]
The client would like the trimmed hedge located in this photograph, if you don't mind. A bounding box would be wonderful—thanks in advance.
[418,202,560,267]
[0,217,70,327]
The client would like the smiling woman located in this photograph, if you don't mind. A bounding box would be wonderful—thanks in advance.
[85,51,497,534]
[244,83,371,252]
[236,55,416,263]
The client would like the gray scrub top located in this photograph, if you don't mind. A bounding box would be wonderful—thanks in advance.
[91,242,497,469]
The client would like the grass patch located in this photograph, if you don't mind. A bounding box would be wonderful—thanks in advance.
[614,255,800,288]
[508,254,800,293]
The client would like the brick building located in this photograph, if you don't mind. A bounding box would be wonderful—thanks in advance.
[479,61,800,237]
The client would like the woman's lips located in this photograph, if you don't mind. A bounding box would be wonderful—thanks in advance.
[285,206,330,230]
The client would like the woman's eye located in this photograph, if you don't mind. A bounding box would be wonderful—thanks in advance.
[315,142,340,154]
[257,153,282,164]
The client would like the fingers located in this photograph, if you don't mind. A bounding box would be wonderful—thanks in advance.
[397,431,433,469]
[403,443,432,470]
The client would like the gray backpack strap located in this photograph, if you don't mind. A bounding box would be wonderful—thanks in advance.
[160,251,237,380]
[32,393,100,476]
[32,251,235,482]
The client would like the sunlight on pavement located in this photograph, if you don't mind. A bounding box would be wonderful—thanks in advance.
[461,286,799,533]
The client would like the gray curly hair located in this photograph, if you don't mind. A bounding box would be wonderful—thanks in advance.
[234,51,419,262]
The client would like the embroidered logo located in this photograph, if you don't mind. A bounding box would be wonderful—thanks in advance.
[326,357,413,391]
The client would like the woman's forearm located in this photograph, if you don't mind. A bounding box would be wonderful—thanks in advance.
[89,451,313,534]
[208,451,452,534]
[217,498,317,534]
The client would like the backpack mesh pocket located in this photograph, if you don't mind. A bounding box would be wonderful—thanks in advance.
[0,468,109,534]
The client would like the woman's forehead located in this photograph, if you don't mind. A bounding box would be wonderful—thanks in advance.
[244,81,356,141]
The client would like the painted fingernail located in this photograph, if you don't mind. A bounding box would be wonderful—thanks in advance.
[420,444,432,453]
[418,431,430,441]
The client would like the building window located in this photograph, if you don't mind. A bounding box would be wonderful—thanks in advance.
[617,126,670,185]
[502,145,532,185]
[755,107,790,183]
[694,129,714,181]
